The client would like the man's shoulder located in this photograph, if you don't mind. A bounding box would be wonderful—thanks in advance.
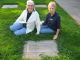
[33,10,39,16]
[21,10,27,13]
[34,11,38,13]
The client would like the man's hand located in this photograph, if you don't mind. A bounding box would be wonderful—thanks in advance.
[53,35,58,40]
[36,32,40,35]
[23,23,26,27]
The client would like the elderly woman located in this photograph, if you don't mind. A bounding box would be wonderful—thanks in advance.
[40,1,61,40]
[10,0,40,35]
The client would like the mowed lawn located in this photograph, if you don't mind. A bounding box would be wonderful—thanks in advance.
[0,0,80,60]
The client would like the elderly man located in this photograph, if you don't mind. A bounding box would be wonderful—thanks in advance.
[10,0,41,35]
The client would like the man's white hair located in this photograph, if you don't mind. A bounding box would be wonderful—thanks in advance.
[27,0,34,5]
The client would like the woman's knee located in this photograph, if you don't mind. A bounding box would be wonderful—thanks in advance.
[40,27,54,33]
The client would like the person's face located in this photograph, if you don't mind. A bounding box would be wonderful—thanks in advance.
[27,3,34,13]
[48,4,56,13]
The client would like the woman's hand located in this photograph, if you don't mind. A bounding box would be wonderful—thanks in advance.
[53,29,60,40]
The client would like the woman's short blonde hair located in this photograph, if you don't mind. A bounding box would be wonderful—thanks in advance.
[48,1,56,8]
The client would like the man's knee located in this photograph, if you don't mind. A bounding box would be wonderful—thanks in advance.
[10,25,14,31]
[14,31,21,36]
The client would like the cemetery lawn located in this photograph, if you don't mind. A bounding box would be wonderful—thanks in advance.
[0,0,80,60]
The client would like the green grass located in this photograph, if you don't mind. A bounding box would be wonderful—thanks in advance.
[0,0,52,4]
[0,0,80,60]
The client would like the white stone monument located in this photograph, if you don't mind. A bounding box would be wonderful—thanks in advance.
[23,40,59,60]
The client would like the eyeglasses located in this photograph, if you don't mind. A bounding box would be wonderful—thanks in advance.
[27,5,34,7]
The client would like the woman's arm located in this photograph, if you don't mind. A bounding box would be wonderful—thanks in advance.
[53,29,60,40]
[53,15,61,40]
[42,14,48,25]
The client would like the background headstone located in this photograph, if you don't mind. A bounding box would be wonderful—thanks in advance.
[35,5,47,8]
[2,5,18,8]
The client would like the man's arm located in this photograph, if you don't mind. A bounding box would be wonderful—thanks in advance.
[35,12,41,35]
[16,10,26,23]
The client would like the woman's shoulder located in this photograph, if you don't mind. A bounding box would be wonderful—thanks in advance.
[55,12,60,17]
